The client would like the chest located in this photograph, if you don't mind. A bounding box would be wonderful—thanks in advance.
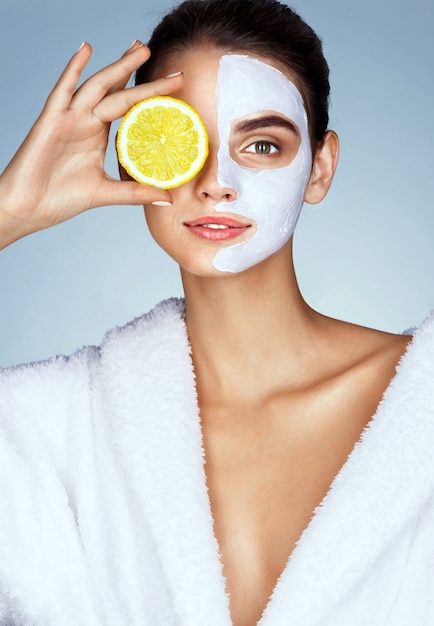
[201,386,383,626]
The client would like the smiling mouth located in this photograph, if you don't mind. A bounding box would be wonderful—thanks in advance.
[184,216,251,241]
[201,223,231,229]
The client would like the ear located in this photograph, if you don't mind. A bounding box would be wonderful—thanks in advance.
[304,130,339,204]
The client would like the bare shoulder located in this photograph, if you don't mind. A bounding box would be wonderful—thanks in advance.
[317,314,412,397]
[334,317,410,365]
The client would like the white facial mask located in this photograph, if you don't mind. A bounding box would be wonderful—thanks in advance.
[212,55,312,273]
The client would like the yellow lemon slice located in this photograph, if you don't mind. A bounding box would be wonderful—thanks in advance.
[116,96,209,189]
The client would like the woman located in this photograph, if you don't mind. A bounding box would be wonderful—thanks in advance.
[1,0,433,624]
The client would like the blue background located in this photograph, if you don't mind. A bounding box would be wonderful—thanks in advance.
[1,0,433,367]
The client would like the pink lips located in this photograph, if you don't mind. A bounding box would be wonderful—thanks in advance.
[184,216,251,241]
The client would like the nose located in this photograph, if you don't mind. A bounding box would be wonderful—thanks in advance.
[194,148,237,203]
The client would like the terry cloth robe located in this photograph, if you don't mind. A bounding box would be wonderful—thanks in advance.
[0,297,434,626]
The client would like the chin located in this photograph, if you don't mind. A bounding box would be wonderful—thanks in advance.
[179,260,231,279]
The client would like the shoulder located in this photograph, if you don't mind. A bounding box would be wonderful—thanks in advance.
[0,344,99,455]
[0,297,186,414]
[0,344,99,400]
[0,297,187,389]
[0,297,187,469]
[101,297,186,348]
[99,297,187,370]
[323,310,434,374]
[318,310,434,407]
[346,309,434,373]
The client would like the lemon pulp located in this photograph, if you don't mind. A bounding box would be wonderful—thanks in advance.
[117,96,209,189]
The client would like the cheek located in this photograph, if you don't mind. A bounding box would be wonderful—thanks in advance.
[227,174,275,235]
[143,183,186,237]
[216,139,309,223]
[211,147,311,273]
[143,204,173,252]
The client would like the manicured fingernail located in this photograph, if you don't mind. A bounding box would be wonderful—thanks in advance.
[165,71,183,78]
[76,41,86,52]
[152,201,172,207]
[127,40,139,51]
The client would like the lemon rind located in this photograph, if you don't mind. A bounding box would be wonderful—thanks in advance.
[116,96,209,190]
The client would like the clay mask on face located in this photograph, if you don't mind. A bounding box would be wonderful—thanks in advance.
[212,55,312,273]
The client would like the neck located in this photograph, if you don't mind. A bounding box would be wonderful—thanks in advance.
[181,244,321,405]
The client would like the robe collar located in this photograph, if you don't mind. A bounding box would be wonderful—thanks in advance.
[101,299,434,625]
[101,298,231,626]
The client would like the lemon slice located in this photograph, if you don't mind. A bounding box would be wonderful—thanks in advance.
[116,96,209,189]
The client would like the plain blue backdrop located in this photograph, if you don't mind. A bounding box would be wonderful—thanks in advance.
[1,0,433,367]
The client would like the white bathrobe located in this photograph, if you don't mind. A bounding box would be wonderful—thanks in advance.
[0,298,434,626]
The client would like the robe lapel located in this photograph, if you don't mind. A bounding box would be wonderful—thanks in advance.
[260,311,434,626]
[100,299,434,626]
[100,299,231,626]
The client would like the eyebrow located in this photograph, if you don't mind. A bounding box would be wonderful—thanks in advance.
[233,115,298,135]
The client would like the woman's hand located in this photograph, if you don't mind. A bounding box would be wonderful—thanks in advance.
[0,41,183,250]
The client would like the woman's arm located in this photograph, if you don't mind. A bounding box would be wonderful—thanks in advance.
[0,41,182,250]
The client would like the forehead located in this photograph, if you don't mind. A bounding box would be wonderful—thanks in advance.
[217,54,307,130]
[164,48,304,128]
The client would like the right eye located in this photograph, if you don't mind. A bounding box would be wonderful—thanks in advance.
[244,140,280,155]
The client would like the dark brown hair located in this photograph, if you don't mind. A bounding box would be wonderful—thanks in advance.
[135,0,330,148]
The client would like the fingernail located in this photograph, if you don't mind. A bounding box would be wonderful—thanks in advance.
[127,39,139,51]
[152,201,172,207]
[165,71,183,78]
[76,41,86,52]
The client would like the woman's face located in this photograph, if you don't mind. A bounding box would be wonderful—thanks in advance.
[144,47,312,276]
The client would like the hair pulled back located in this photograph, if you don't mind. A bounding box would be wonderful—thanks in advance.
[135,0,330,147]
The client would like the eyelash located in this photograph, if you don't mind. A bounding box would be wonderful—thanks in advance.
[244,140,280,155]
